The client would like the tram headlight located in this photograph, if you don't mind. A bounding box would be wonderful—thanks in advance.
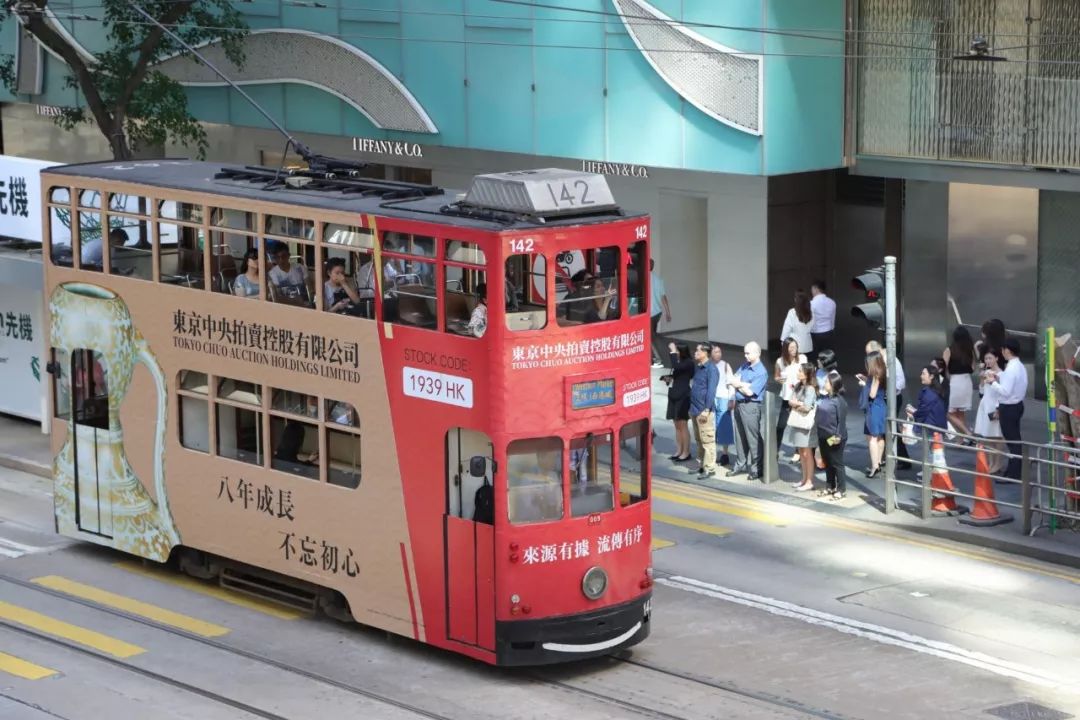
[581,566,608,600]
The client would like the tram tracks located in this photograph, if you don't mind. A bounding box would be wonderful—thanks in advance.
[0,573,456,720]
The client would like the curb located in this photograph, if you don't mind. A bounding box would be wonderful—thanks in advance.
[655,464,1080,572]
[0,454,50,479]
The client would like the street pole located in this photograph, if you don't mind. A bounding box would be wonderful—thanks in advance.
[884,255,898,513]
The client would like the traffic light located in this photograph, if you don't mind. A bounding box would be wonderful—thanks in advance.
[851,267,885,328]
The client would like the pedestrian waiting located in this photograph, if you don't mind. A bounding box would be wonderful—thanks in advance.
[662,342,695,462]
[816,370,848,500]
[728,342,768,480]
[690,343,720,478]
[710,343,735,467]
[784,362,819,493]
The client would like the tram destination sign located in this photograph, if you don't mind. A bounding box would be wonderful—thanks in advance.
[571,378,615,410]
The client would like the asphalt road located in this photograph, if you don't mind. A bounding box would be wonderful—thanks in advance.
[1,466,1078,720]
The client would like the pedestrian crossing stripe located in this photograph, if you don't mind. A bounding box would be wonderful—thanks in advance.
[0,600,145,658]
[653,513,733,537]
[651,538,675,550]
[0,651,58,680]
[32,575,230,638]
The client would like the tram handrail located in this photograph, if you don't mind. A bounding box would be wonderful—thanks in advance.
[884,417,1080,536]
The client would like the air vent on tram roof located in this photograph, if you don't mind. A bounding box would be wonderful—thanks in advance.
[462,169,619,219]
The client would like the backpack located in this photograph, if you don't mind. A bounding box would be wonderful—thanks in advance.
[473,479,494,525]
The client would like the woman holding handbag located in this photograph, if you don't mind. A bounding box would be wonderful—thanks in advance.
[784,362,819,492]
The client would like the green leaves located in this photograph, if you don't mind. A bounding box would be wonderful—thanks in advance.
[4,0,248,159]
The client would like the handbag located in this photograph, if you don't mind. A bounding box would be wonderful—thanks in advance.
[787,404,817,430]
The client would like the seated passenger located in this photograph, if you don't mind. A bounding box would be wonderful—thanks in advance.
[467,283,488,338]
[584,276,617,323]
[357,255,398,299]
[233,249,261,298]
[268,243,307,294]
[275,421,318,465]
[323,257,363,314]
[328,400,358,426]
[80,228,123,268]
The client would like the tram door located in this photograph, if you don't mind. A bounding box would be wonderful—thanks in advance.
[444,428,495,649]
[70,349,113,536]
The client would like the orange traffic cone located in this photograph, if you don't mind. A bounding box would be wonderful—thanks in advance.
[929,432,967,516]
[959,444,1012,526]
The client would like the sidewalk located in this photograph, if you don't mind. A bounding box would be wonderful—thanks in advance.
[0,413,50,478]
[648,367,1080,568]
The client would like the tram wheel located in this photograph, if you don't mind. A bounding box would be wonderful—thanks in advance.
[177,548,220,580]
[318,590,354,623]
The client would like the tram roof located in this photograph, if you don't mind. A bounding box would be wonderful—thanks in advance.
[44,159,643,231]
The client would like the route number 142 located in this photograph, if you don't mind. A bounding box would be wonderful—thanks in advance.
[509,238,535,253]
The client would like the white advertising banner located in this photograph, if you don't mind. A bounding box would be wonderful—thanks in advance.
[0,154,57,242]
[0,284,44,421]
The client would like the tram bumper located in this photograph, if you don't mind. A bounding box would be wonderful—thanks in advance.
[494,593,652,666]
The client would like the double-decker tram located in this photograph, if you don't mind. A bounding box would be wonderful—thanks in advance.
[40,160,654,665]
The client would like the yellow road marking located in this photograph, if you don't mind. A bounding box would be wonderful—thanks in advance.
[0,652,58,680]
[653,489,788,526]
[653,513,733,537]
[0,601,144,658]
[32,576,229,638]
[651,538,675,550]
[112,561,303,620]
[654,479,1080,585]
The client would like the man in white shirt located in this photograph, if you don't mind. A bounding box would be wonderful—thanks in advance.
[810,280,836,362]
[990,338,1027,480]
[649,259,672,368]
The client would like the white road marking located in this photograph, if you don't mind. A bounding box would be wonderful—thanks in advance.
[0,537,50,559]
[658,575,1069,690]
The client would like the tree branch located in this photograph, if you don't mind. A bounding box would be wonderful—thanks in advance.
[22,5,114,136]
[115,0,194,119]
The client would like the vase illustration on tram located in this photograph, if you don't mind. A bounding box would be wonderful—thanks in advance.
[49,282,180,561]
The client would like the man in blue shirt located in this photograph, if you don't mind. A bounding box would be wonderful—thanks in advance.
[727,341,768,480]
[690,343,720,477]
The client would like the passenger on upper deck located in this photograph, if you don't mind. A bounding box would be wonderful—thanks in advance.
[584,276,617,323]
[357,254,397,299]
[268,242,307,290]
[467,283,488,337]
[233,249,261,298]
[323,257,363,315]
[504,258,521,312]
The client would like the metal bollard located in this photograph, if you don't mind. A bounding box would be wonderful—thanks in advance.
[763,392,778,485]
[885,419,896,514]
[1021,445,1032,535]
[919,427,931,520]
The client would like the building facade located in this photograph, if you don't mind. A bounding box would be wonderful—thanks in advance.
[1,0,848,347]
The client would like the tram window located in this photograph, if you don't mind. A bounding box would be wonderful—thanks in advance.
[325,399,359,427]
[179,395,210,453]
[159,200,203,223]
[108,218,152,281]
[569,433,615,517]
[507,437,563,524]
[179,370,209,394]
[505,253,547,331]
[77,212,104,272]
[265,215,314,240]
[267,240,314,308]
[383,258,437,329]
[49,206,75,267]
[78,189,102,209]
[108,193,150,216]
[50,187,71,204]
[326,428,361,489]
[270,416,319,480]
[446,428,494,521]
[209,232,254,295]
[627,240,647,317]
[217,377,261,404]
[556,246,620,327]
[384,231,434,258]
[210,208,254,232]
[445,266,487,337]
[446,240,486,265]
[52,349,72,421]
[324,223,374,250]
[158,224,206,289]
[618,420,649,506]
[217,404,263,466]
[71,350,109,430]
[323,250,373,319]
[272,388,319,419]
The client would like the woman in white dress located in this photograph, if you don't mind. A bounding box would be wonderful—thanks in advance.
[774,337,805,462]
[974,347,1006,475]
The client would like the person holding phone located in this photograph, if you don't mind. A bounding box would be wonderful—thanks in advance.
[974,348,1005,475]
